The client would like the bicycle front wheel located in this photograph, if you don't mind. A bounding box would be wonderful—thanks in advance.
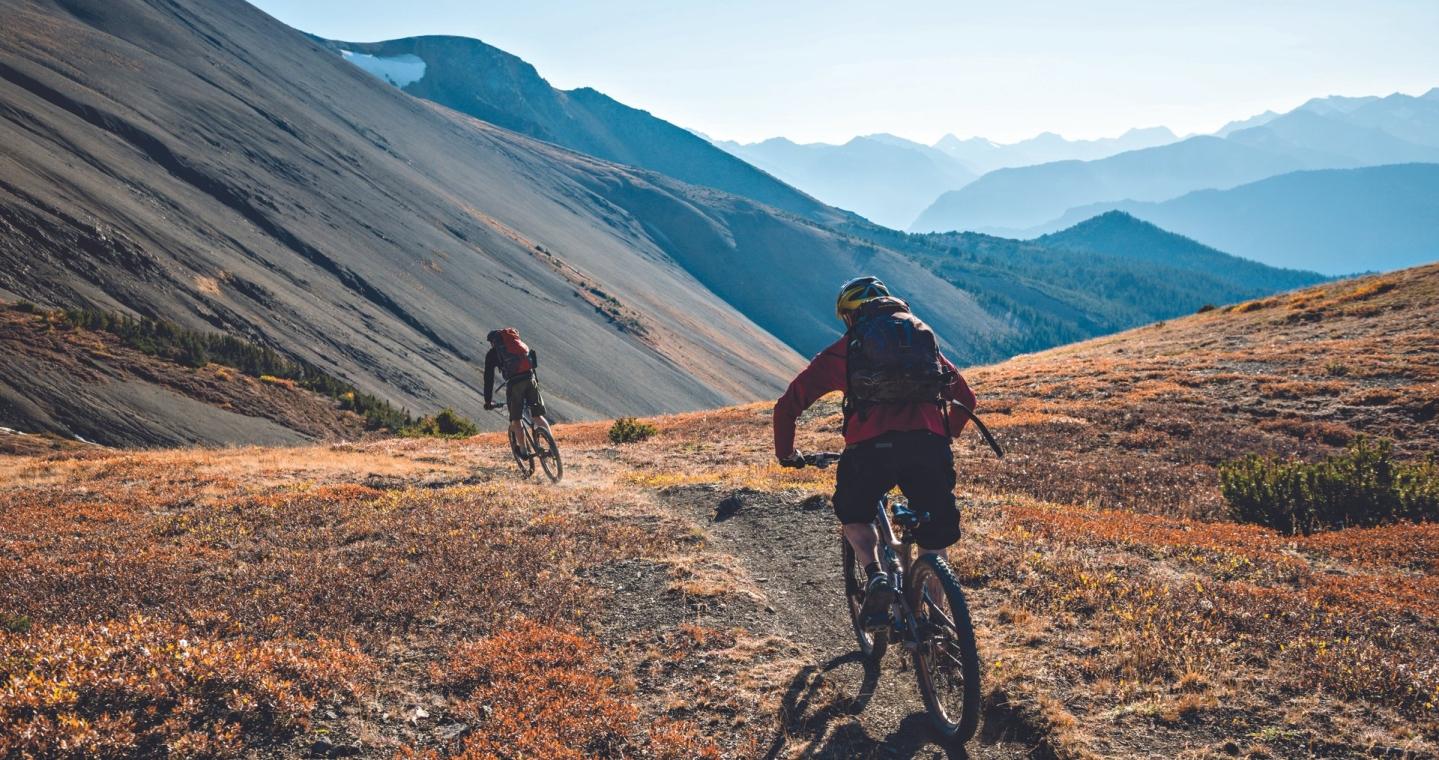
[509,427,535,478]
[533,425,563,483]
[908,553,981,744]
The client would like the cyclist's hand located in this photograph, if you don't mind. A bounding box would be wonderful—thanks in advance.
[778,450,805,469]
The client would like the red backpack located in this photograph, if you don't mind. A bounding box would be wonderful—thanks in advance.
[491,328,533,377]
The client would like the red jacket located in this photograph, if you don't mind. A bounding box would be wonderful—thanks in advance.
[773,335,976,457]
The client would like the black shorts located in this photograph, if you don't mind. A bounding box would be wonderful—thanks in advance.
[833,430,960,550]
[505,374,546,422]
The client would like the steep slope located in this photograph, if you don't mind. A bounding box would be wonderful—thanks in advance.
[1033,164,1439,274]
[0,304,367,446]
[912,136,1303,233]
[714,135,975,228]
[321,34,832,221]
[0,0,1020,440]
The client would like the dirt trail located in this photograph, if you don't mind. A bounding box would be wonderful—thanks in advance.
[654,483,1039,759]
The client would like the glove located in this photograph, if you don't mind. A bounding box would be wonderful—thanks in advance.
[778,450,805,469]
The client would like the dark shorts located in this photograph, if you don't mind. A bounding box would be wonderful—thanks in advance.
[505,374,546,422]
[833,430,961,550]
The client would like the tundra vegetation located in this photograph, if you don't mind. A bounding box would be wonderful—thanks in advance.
[1,265,1436,758]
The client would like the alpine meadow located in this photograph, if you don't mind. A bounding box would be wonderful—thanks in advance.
[1,1,1436,758]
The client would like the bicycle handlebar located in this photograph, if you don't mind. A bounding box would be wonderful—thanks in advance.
[781,451,843,469]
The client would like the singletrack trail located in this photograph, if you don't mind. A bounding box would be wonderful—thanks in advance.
[526,431,1040,758]
[652,484,1038,759]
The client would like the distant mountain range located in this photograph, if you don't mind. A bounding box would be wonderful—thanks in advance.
[931,126,1181,174]
[912,88,1439,236]
[712,135,975,229]
[1025,164,1439,275]
[711,127,1178,227]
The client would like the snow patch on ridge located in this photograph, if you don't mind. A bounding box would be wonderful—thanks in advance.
[340,50,426,88]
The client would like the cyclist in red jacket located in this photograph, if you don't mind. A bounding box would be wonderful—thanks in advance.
[775,276,976,625]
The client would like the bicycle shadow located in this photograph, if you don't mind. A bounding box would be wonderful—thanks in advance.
[763,652,973,760]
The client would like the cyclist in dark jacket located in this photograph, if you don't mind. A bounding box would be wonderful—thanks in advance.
[483,330,552,442]
[774,277,975,624]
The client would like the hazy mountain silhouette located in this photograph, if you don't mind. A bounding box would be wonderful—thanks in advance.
[932,126,1180,174]
[712,135,976,228]
[1028,164,1439,276]
[319,35,832,221]
[912,88,1439,237]
[912,136,1305,233]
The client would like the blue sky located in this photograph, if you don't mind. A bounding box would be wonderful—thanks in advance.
[249,0,1439,145]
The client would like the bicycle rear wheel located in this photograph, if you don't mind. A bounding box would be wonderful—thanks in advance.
[533,424,563,482]
[908,553,981,744]
[841,534,887,661]
[508,427,535,478]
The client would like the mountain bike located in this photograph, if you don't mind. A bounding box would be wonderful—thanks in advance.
[490,381,562,482]
[793,451,983,744]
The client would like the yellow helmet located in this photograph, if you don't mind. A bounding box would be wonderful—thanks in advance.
[835,276,890,322]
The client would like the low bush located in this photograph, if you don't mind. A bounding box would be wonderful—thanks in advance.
[404,407,478,438]
[609,417,658,444]
[0,616,369,759]
[1220,438,1439,534]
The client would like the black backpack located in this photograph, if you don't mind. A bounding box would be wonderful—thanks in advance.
[844,297,951,419]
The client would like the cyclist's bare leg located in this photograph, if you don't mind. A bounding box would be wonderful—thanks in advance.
[842,523,882,568]
[534,415,554,436]
[508,419,525,445]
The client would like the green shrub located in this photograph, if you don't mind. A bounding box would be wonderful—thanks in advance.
[1219,438,1439,535]
[608,417,657,444]
[404,408,478,438]
[0,613,30,633]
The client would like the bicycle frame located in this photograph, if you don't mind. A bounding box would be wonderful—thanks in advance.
[873,498,924,647]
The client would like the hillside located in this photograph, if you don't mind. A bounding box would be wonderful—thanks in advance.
[0,304,369,446]
[1035,210,1327,293]
[0,0,1022,439]
[849,217,1326,355]
[1029,163,1439,275]
[320,34,831,221]
[3,264,1435,758]
[714,135,976,228]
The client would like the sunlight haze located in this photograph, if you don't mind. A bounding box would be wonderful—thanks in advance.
[248,0,1439,144]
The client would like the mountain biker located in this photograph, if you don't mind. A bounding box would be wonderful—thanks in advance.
[774,276,975,627]
[483,328,553,444]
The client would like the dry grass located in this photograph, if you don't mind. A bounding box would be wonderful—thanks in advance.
[2,266,1437,757]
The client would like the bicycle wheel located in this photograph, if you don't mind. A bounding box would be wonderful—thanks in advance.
[908,553,981,744]
[532,424,563,483]
[508,427,535,478]
[841,534,887,661]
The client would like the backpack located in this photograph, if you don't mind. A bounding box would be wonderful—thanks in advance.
[844,297,951,416]
[492,328,533,378]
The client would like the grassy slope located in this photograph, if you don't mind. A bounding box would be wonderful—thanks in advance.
[1,266,1435,758]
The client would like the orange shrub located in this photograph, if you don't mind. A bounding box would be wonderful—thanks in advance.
[0,616,369,759]
[432,619,718,759]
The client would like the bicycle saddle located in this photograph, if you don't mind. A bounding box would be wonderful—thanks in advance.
[892,502,930,527]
